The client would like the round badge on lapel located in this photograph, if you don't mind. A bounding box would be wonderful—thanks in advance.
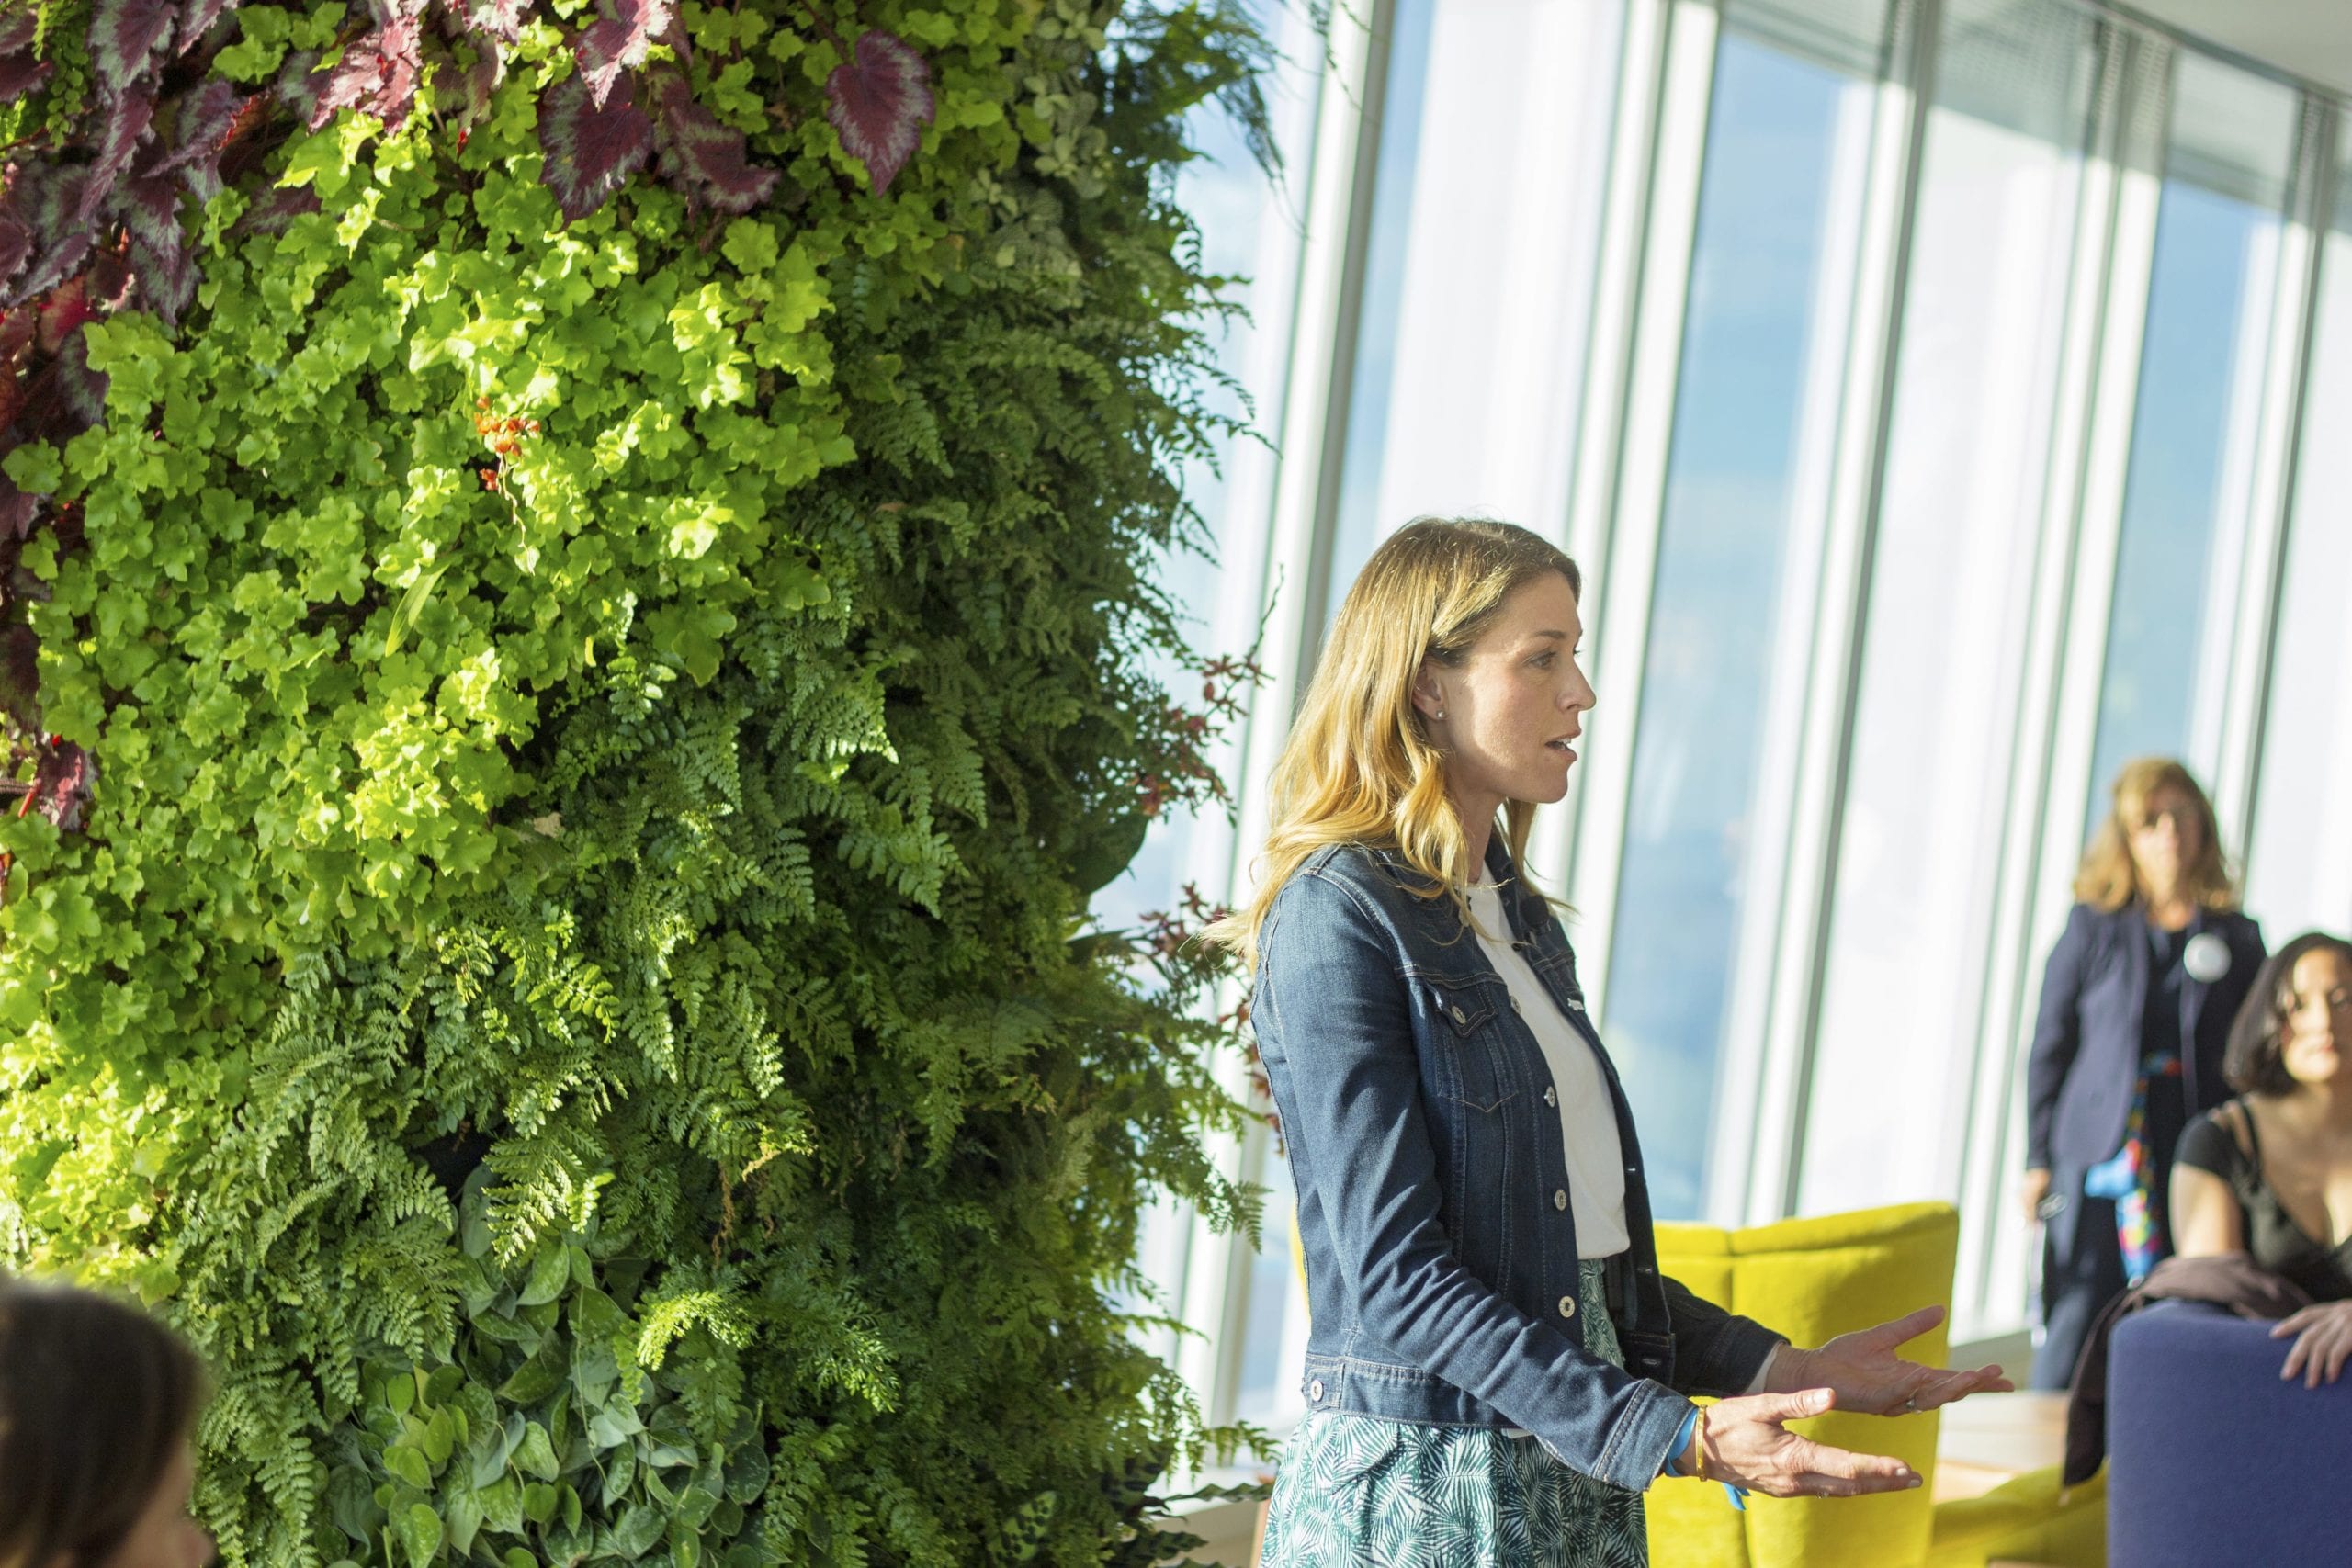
[2183,931,2232,984]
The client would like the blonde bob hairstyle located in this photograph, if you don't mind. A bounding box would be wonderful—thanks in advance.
[2073,756,2239,915]
[1208,517,1579,970]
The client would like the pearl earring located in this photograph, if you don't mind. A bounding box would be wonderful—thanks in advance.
[1434,708,1445,721]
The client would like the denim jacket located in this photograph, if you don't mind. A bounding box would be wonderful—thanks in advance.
[1250,840,1785,1490]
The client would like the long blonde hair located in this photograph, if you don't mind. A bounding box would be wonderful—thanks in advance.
[2073,756,2239,914]
[1208,517,1580,969]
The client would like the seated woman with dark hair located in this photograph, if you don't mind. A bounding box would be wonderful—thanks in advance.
[2170,931,2352,1386]
[0,1276,215,1568]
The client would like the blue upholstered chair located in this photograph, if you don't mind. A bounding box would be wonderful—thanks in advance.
[2106,1300,2352,1567]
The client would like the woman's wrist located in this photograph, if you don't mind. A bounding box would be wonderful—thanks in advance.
[1759,1342,1813,1395]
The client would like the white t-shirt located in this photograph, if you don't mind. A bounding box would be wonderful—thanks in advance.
[1464,878,1631,1258]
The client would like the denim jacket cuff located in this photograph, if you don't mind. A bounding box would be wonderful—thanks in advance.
[1547,1380,1697,1493]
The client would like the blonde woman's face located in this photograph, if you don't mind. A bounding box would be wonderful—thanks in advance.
[2126,782,2202,897]
[2281,948,2352,1089]
[1415,572,1595,820]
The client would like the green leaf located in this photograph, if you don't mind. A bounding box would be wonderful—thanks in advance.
[606,1504,664,1560]
[513,1423,560,1483]
[519,1246,571,1307]
[393,1503,442,1568]
[521,1483,558,1528]
[384,1447,433,1491]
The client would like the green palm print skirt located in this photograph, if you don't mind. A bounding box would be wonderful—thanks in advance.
[1256,1260,1648,1568]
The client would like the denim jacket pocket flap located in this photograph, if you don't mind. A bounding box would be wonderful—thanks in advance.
[1418,972,1497,1037]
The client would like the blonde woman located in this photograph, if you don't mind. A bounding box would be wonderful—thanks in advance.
[1216,519,2005,1567]
[2021,759,2265,1389]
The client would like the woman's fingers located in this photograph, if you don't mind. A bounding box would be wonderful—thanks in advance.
[1857,1304,1946,1351]
[1788,1438,1917,1488]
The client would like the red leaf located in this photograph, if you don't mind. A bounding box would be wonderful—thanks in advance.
[0,624,40,731]
[0,55,50,107]
[0,15,36,54]
[0,218,28,295]
[575,0,671,110]
[825,30,934,196]
[31,738,95,831]
[89,0,179,96]
[648,67,776,215]
[537,69,654,223]
[0,487,38,544]
[306,15,423,130]
[36,280,96,355]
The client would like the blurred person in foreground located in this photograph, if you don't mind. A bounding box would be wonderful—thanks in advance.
[0,1275,214,1568]
[2022,758,2265,1388]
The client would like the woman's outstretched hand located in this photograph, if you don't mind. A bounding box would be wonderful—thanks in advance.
[2270,1300,2352,1388]
[1683,1388,1920,1498]
[1768,1304,2014,1416]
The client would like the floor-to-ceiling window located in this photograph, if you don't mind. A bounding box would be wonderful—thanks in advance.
[1605,3,1891,1217]
[1132,0,2352,1451]
[1321,0,1628,626]
[2085,53,2301,822]
[1800,0,2100,1224]
[2246,136,2352,942]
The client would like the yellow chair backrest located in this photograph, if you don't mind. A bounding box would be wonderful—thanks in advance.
[1282,1200,1961,1568]
[1647,1201,1958,1568]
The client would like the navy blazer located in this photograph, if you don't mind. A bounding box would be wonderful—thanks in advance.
[2025,901,2266,1171]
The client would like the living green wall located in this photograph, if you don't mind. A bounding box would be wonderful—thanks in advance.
[0,2,1267,1562]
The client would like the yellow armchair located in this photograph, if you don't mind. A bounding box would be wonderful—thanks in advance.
[1647,1201,2102,1568]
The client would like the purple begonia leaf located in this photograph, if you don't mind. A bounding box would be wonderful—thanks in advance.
[0,14,37,53]
[460,43,505,126]
[91,0,180,96]
[156,81,250,203]
[0,217,28,295]
[15,327,108,446]
[537,69,654,222]
[121,175,195,323]
[11,231,94,311]
[84,251,136,314]
[825,30,933,195]
[456,0,529,44]
[576,0,672,110]
[275,48,322,120]
[307,14,423,130]
[0,55,51,107]
[32,739,96,831]
[232,185,321,237]
[178,0,235,54]
[0,625,40,730]
[79,90,158,223]
[648,67,776,215]
[0,488,39,546]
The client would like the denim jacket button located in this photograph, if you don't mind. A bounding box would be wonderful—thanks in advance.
[1509,994,1521,1013]
[1544,1087,1557,1107]
[1553,1189,1567,1212]
[1308,1379,1325,1403]
[1558,1295,1577,1320]
[1450,1004,1467,1024]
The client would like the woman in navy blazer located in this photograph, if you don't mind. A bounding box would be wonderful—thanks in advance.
[2023,758,2265,1387]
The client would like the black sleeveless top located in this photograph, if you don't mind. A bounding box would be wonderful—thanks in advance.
[2176,1100,2352,1302]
